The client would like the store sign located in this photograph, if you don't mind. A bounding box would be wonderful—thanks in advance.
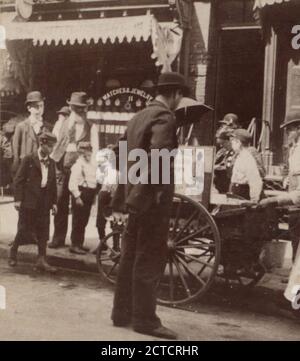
[97,87,153,112]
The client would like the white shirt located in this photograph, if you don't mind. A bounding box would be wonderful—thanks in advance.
[231,148,263,202]
[30,117,43,135]
[66,119,84,152]
[69,157,97,198]
[38,149,49,188]
[96,163,118,194]
[52,118,64,140]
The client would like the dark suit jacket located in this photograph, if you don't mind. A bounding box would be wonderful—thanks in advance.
[14,152,57,210]
[111,100,178,214]
[12,118,49,166]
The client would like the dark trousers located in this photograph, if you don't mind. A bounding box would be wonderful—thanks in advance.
[230,183,250,200]
[52,170,70,245]
[96,189,112,240]
[112,199,171,331]
[71,187,96,247]
[11,190,50,259]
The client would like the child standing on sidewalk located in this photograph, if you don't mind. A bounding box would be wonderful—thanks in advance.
[9,131,58,272]
[95,147,119,252]
[69,142,97,255]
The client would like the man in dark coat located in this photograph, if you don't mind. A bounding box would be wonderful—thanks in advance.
[111,72,188,340]
[12,91,49,174]
[9,131,58,272]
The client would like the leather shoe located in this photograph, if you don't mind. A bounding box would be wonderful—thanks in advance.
[112,318,131,327]
[34,260,57,273]
[79,245,90,252]
[69,246,86,255]
[48,241,65,249]
[134,325,178,340]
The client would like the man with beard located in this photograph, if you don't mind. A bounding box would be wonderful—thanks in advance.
[110,72,189,340]
[49,92,91,253]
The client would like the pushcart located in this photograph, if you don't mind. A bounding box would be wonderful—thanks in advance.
[95,103,300,306]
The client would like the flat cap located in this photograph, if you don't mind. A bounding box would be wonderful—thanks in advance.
[38,130,57,144]
[219,113,239,128]
[78,141,92,152]
[280,111,300,129]
[231,128,252,143]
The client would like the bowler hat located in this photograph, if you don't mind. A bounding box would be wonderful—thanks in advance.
[78,141,92,152]
[231,129,252,144]
[38,130,57,144]
[67,92,88,107]
[25,91,45,105]
[57,106,70,116]
[157,72,189,91]
[280,111,300,129]
[219,113,239,128]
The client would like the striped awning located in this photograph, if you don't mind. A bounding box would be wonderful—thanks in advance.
[253,0,291,10]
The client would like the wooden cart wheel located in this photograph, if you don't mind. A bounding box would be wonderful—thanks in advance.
[157,193,221,306]
[96,230,122,284]
[221,262,266,288]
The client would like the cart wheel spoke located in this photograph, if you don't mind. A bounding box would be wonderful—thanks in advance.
[176,250,214,269]
[168,259,175,301]
[106,260,119,278]
[173,257,192,297]
[171,199,183,238]
[175,255,206,286]
[172,210,199,243]
[176,225,210,245]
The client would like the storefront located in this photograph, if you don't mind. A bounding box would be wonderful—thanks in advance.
[252,0,300,169]
[1,0,185,146]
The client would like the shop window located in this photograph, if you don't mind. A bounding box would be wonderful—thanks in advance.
[217,0,256,26]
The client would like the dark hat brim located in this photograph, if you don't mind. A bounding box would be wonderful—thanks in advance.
[56,110,70,115]
[25,97,45,105]
[280,118,300,129]
[67,100,88,107]
[175,98,213,126]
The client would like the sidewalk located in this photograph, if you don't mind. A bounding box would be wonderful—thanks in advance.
[0,201,100,273]
[0,201,293,294]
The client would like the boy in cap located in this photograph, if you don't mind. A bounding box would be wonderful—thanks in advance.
[9,130,58,272]
[230,129,263,202]
[214,130,235,194]
[12,91,48,173]
[95,146,119,254]
[68,141,97,255]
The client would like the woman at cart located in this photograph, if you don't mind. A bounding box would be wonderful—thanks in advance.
[259,113,300,313]
[229,129,263,203]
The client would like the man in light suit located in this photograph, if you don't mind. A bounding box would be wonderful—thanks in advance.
[12,91,48,173]
[49,92,91,252]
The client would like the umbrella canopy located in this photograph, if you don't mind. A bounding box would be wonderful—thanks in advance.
[175,97,213,126]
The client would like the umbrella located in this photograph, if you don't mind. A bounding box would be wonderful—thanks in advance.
[175,97,213,126]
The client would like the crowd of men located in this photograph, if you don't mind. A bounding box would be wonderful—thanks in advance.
[2,70,300,338]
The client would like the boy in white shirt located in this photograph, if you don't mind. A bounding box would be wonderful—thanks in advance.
[230,129,263,203]
[69,141,97,254]
[95,147,119,252]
